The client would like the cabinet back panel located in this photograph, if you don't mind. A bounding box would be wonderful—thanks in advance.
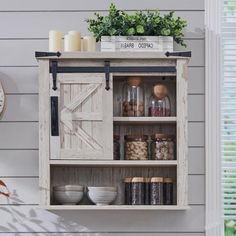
[113,76,176,117]
[51,166,176,205]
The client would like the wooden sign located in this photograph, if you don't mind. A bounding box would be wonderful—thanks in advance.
[101,36,173,52]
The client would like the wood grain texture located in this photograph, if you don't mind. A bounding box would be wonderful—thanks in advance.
[0,94,204,122]
[0,147,203,177]
[55,73,113,160]
[0,67,204,95]
[0,150,38,176]
[38,60,50,206]
[0,0,204,11]
[0,122,204,149]
[0,175,204,205]
[51,166,176,205]
[0,0,205,234]
[0,12,204,39]
[0,233,205,236]
[0,205,204,232]
[0,39,203,66]
[176,59,188,206]
[188,148,205,174]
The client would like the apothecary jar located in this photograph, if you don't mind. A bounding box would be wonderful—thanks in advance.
[122,76,145,117]
[148,84,171,117]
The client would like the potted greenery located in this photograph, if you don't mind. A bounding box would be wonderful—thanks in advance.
[86,4,187,52]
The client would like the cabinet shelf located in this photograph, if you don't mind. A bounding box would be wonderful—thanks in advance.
[37,53,189,211]
[46,205,189,211]
[113,116,177,124]
[50,160,178,167]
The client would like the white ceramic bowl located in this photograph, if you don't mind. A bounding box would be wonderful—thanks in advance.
[54,190,83,205]
[87,189,117,206]
[88,186,117,192]
[53,185,83,191]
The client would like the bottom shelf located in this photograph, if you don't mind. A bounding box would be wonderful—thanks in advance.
[45,205,189,210]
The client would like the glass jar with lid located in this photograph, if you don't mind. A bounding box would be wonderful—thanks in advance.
[113,135,120,160]
[124,134,148,160]
[122,77,145,117]
[151,134,175,160]
[148,84,171,117]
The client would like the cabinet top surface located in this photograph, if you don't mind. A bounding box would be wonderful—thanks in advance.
[36,51,190,60]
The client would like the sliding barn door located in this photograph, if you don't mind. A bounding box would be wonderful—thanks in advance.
[50,73,113,160]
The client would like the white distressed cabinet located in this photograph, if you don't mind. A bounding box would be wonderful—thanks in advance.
[50,73,113,160]
[37,51,190,210]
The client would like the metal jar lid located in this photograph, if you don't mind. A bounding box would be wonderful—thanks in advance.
[144,177,151,182]
[132,177,145,183]
[163,178,175,183]
[153,84,168,99]
[151,177,164,183]
[127,76,142,86]
[124,177,133,183]
[125,134,148,141]
[151,133,175,140]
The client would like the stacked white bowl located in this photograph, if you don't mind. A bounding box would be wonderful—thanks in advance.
[87,186,117,206]
[53,185,84,205]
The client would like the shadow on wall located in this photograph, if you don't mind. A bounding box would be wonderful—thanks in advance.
[0,200,100,236]
[0,190,97,235]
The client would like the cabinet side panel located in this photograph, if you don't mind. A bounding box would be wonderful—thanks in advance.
[176,59,189,206]
[38,59,50,206]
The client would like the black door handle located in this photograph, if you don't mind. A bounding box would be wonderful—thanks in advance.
[51,96,59,136]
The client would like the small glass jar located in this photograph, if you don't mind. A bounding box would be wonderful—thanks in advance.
[148,84,171,117]
[151,134,175,160]
[131,177,145,205]
[144,177,151,205]
[150,177,164,205]
[163,178,174,205]
[122,77,145,117]
[124,177,132,205]
[113,135,120,160]
[125,135,148,160]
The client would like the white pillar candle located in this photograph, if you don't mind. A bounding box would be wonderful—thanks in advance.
[83,36,96,52]
[49,30,62,52]
[64,34,79,52]
[68,31,81,51]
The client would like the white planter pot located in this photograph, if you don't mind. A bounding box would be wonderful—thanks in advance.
[101,36,173,52]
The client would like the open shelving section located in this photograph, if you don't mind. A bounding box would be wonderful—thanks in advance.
[37,51,190,211]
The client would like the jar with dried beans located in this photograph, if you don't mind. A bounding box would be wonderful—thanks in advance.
[125,135,148,160]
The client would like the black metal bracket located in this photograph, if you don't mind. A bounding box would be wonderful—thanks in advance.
[35,51,61,58]
[104,60,110,90]
[165,51,191,58]
[51,61,58,90]
[50,66,176,74]
[51,96,59,136]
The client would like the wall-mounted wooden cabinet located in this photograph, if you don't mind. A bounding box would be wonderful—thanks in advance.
[37,51,190,210]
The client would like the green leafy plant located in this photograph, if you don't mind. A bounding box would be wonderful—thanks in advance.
[86,3,187,46]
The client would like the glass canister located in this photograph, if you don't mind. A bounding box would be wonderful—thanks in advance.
[113,135,120,160]
[148,84,171,117]
[150,177,164,205]
[144,177,151,205]
[151,134,175,160]
[131,177,145,205]
[163,178,174,205]
[124,177,132,205]
[124,135,148,160]
[122,77,145,117]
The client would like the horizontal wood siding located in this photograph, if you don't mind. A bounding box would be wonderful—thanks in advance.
[0,0,205,234]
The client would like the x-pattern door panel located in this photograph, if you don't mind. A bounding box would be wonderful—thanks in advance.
[50,73,113,160]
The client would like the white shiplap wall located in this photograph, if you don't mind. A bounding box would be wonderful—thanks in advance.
[0,0,205,235]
